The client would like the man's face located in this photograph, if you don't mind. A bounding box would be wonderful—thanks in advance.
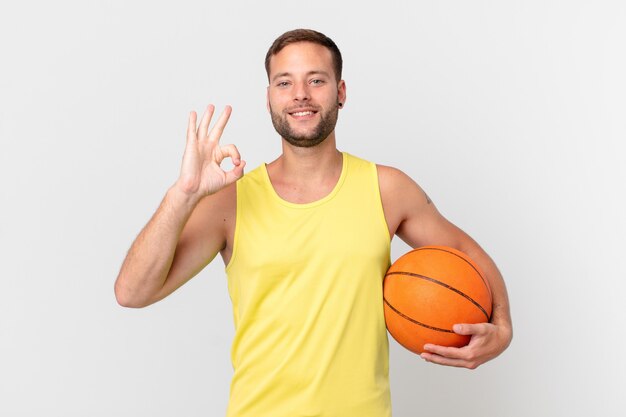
[267,42,346,148]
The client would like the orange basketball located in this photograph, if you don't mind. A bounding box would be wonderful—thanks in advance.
[383,246,492,354]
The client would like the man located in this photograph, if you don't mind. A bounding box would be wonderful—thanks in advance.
[115,29,512,417]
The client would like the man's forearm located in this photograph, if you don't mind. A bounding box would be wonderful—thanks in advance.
[485,265,512,332]
[114,184,201,307]
[463,244,512,331]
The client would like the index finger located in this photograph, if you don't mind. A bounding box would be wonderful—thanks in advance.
[207,105,232,143]
[453,323,490,336]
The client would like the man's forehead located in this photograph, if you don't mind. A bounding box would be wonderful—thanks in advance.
[268,42,333,77]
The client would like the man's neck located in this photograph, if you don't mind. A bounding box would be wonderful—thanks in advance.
[269,134,342,185]
[263,134,344,205]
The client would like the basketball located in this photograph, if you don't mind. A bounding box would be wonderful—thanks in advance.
[383,246,492,354]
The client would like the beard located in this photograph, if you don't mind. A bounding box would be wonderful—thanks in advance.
[269,101,339,148]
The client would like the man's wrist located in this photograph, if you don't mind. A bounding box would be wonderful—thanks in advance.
[168,182,204,209]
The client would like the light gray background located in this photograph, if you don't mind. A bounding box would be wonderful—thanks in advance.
[1,1,624,416]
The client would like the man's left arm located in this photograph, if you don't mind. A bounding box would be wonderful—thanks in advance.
[378,165,513,369]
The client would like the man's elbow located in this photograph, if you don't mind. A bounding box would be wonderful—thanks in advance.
[114,278,150,309]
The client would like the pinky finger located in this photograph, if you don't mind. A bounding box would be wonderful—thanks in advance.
[421,352,478,369]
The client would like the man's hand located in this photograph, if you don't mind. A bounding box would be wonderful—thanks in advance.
[420,322,512,369]
[176,104,245,198]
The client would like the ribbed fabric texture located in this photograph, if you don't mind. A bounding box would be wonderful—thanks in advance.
[225,152,392,417]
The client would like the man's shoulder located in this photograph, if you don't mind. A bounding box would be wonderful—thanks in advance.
[374,162,427,213]
[341,152,418,192]
[374,163,416,190]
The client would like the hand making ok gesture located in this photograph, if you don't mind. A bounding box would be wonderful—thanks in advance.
[176,104,245,198]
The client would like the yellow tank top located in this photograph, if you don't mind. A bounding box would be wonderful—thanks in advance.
[225,152,392,417]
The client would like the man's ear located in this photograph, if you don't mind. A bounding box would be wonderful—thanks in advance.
[337,80,347,108]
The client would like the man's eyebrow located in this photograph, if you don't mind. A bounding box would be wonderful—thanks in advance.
[271,70,331,83]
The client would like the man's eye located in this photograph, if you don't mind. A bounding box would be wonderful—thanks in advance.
[311,79,324,85]
[277,81,289,87]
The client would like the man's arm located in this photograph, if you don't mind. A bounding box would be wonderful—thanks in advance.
[114,105,244,308]
[378,165,512,369]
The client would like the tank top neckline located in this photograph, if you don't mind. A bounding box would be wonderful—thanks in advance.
[261,151,349,209]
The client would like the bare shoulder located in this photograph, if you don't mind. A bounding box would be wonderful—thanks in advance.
[377,164,413,188]
[376,164,431,207]
[376,164,432,236]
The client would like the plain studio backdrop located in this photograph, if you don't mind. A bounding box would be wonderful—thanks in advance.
[1,1,624,416]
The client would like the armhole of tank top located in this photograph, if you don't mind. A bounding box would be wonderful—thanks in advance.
[224,180,240,274]
[371,162,392,251]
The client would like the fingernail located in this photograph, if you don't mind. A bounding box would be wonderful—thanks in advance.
[453,324,462,333]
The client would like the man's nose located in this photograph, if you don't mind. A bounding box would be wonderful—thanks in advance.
[293,81,310,101]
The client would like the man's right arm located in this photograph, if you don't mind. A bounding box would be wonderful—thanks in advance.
[114,104,244,308]
[114,184,231,308]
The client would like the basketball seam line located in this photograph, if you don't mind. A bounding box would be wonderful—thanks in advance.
[383,297,454,333]
[409,247,491,297]
[385,271,491,321]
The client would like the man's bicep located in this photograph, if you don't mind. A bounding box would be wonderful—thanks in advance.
[149,191,231,304]
[391,172,467,249]
[396,199,467,249]
[380,164,470,249]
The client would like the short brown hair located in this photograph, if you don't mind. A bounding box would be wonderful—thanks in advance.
[265,29,343,83]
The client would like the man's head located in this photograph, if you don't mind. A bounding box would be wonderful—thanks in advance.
[265,29,346,148]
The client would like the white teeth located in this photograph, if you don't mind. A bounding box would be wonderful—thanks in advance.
[292,111,313,116]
